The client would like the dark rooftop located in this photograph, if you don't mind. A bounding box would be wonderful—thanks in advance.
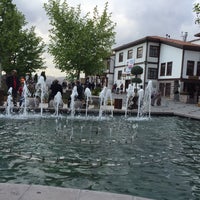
[113,35,200,52]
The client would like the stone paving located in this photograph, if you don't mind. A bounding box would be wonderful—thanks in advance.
[112,93,200,120]
[0,94,200,200]
[150,98,200,120]
[0,183,152,200]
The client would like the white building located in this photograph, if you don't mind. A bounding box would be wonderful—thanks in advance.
[112,35,200,103]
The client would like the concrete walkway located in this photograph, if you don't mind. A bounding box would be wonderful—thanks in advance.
[150,98,200,120]
[0,183,152,200]
[112,93,200,120]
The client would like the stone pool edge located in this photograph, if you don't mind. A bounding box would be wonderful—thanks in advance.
[1,106,200,120]
[0,183,153,200]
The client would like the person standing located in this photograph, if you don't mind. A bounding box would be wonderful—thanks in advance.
[138,85,144,106]
[40,71,46,81]
[48,79,63,103]
[6,70,20,106]
[76,80,84,100]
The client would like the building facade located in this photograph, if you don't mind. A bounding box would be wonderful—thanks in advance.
[112,36,200,103]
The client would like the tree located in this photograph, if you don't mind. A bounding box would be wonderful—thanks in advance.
[0,0,46,77]
[131,65,143,90]
[44,0,116,79]
[130,65,143,109]
[0,0,25,72]
[8,27,46,76]
[193,3,200,24]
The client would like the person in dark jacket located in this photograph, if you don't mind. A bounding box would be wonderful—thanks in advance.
[48,79,63,103]
[6,70,20,106]
[76,80,84,100]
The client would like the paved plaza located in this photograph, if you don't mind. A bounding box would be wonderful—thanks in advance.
[112,93,200,120]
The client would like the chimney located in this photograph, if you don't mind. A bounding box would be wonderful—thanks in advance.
[181,32,188,42]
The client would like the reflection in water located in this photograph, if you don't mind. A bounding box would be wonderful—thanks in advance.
[0,116,200,200]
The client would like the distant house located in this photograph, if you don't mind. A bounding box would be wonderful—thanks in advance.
[112,35,200,104]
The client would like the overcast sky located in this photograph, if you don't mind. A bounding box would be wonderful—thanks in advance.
[12,0,200,77]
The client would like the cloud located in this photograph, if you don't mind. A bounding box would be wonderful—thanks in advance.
[12,0,200,77]
[112,0,199,43]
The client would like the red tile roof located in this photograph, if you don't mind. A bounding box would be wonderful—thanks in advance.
[113,36,200,51]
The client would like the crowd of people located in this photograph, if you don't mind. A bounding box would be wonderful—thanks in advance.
[112,82,124,94]
[3,70,99,108]
[5,70,46,107]
[3,69,162,108]
[6,70,20,106]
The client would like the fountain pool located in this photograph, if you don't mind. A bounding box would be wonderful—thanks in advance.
[0,115,200,200]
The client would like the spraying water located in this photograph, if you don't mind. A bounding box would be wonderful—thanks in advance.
[98,87,113,118]
[70,86,78,117]
[21,81,31,116]
[104,88,112,106]
[125,84,134,117]
[6,87,13,116]
[53,91,63,117]
[138,80,153,118]
[35,76,47,116]
[84,87,92,117]
[99,86,107,118]
[137,86,144,118]
[104,88,113,117]
[143,80,153,118]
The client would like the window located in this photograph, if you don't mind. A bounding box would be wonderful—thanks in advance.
[186,60,194,76]
[148,68,157,79]
[160,63,165,76]
[117,70,122,79]
[149,45,159,57]
[166,62,172,76]
[119,52,123,62]
[137,47,143,58]
[197,61,200,76]
[127,49,133,59]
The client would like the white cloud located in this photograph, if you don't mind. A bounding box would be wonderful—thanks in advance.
[12,0,200,77]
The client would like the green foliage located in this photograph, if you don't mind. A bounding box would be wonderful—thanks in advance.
[131,77,142,84]
[131,65,143,89]
[92,87,101,96]
[14,27,46,75]
[131,65,143,76]
[65,71,77,83]
[0,0,46,77]
[0,0,26,70]
[44,0,116,79]
[193,3,200,24]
